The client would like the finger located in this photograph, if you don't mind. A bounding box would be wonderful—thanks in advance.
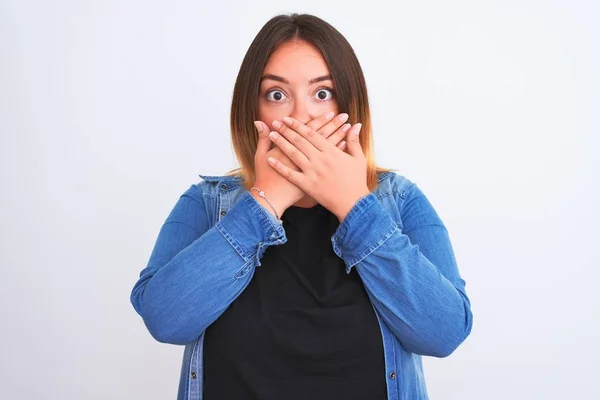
[279,117,329,153]
[305,111,336,132]
[267,155,304,186]
[320,113,350,140]
[306,112,350,141]
[272,119,321,159]
[268,129,310,169]
[346,123,364,157]
[326,123,352,146]
[254,121,271,157]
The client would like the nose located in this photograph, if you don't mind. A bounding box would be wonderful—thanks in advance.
[289,98,314,125]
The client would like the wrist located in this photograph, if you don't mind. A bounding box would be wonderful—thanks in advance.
[335,189,371,223]
[249,184,286,221]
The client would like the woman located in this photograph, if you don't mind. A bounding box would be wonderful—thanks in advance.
[130,13,473,400]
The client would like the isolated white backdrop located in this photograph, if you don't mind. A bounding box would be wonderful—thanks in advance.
[1,0,598,399]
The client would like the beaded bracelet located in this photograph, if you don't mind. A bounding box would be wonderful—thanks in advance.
[250,187,283,224]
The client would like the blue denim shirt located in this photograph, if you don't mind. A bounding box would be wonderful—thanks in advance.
[130,171,473,400]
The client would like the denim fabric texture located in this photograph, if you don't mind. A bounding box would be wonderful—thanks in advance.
[130,171,474,400]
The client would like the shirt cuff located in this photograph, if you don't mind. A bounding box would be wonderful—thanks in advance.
[216,191,287,263]
[331,193,398,273]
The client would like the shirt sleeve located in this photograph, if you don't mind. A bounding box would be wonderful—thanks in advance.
[330,182,473,357]
[130,186,287,345]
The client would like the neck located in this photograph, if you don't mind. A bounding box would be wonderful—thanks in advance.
[292,194,318,208]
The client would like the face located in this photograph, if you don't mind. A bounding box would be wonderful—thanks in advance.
[258,39,339,132]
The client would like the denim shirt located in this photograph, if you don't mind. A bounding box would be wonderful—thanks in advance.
[130,171,473,400]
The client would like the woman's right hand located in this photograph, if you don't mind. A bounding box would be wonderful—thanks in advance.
[253,112,352,217]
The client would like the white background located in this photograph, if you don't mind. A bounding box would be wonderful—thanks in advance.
[1,0,598,399]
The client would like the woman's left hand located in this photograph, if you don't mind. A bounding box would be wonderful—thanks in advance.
[267,116,370,222]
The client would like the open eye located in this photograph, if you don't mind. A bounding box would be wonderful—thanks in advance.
[266,89,288,102]
[314,87,335,101]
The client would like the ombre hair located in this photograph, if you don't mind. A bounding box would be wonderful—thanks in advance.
[225,13,396,191]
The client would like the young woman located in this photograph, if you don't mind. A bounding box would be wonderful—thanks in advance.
[130,13,473,400]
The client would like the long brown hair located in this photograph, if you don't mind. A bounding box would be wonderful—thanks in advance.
[225,13,396,191]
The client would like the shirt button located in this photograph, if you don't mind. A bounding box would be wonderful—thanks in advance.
[191,371,197,379]
[389,371,396,379]
[220,210,227,216]
[220,184,227,190]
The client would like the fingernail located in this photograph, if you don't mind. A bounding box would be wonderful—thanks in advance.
[283,117,292,125]
[342,123,351,132]
[254,121,262,132]
[325,111,335,120]
[338,113,349,122]
[272,120,282,129]
[354,123,362,136]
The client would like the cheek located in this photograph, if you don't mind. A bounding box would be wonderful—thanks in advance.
[257,99,339,128]
[310,101,339,117]
[257,105,285,129]
[325,101,340,115]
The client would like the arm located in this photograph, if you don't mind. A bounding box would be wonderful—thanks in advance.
[130,185,286,345]
[331,181,473,357]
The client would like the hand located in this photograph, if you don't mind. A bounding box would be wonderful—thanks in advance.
[253,112,352,216]
[266,117,370,222]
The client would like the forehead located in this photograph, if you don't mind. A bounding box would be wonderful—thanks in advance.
[263,40,330,79]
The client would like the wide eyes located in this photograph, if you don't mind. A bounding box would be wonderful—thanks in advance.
[266,90,285,102]
[314,88,335,101]
[265,87,335,103]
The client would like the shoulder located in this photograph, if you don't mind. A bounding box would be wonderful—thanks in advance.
[376,171,443,221]
[180,173,244,200]
[376,170,416,200]
[384,173,446,229]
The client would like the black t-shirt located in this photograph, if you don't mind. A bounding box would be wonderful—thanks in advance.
[203,201,387,399]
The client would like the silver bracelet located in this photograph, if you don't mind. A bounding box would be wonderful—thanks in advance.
[250,187,283,224]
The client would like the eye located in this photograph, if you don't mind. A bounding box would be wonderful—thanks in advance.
[265,89,287,102]
[314,87,335,101]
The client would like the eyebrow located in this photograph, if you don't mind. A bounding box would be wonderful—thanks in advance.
[260,74,332,85]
